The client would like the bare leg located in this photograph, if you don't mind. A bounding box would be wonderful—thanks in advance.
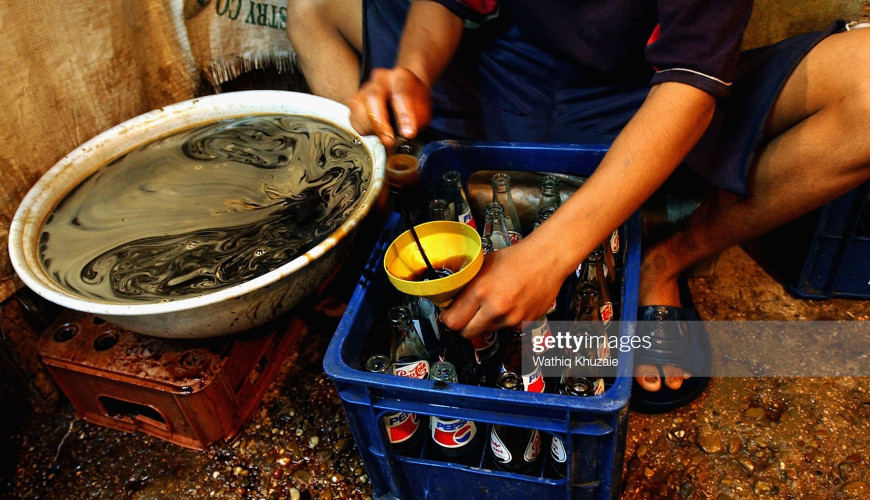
[636,27,870,391]
[286,0,363,104]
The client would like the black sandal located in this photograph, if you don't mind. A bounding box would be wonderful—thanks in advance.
[630,278,711,413]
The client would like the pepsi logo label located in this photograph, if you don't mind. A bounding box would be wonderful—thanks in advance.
[459,209,475,228]
[523,367,546,393]
[471,331,496,351]
[384,412,420,444]
[530,320,552,344]
[431,417,477,448]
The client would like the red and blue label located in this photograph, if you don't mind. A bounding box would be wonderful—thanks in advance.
[523,366,546,393]
[431,417,477,448]
[384,411,420,444]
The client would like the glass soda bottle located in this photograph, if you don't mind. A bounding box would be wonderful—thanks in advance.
[402,294,444,363]
[490,172,523,244]
[544,376,597,479]
[366,354,423,456]
[537,175,561,214]
[533,206,556,231]
[427,361,484,466]
[480,235,494,255]
[603,237,617,287]
[475,211,504,383]
[569,285,612,395]
[532,207,558,315]
[574,245,614,330]
[575,241,615,285]
[500,327,546,393]
[609,228,620,258]
[487,372,543,475]
[428,198,453,222]
[389,306,431,380]
[482,202,511,251]
[442,170,477,229]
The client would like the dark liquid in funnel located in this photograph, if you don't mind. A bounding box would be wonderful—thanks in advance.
[408,255,468,282]
[38,115,372,303]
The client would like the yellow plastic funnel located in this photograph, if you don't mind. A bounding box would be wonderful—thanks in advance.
[384,221,483,308]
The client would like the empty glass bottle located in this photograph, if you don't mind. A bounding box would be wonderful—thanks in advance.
[389,306,431,380]
[487,372,543,475]
[569,285,612,396]
[482,202,511,251]
[366,354,424,456]
[544,375,597,479]
[537,175,561,214]
[490,172,523,243]
[480,235,494,255]
[574,245,614,330]
[442,170,477,229]
[427,361,484,466]
[500,327,546,393]
[402,294,444,363]
[428,198,452,222]
[533,207,558,314]
[534,206,556,231]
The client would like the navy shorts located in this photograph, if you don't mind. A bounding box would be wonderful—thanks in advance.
[363,0,843,195]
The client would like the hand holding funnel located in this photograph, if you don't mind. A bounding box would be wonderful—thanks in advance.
[384,221,483,309]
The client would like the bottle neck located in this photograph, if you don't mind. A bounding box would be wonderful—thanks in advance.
[366,354,391,374]
[561,376,597,396]
[497,371,523,391]
[483,206,511,250]
[430,361,458,383]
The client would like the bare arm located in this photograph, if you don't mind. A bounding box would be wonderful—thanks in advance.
[348,0,464,148]
[439,81,717,338]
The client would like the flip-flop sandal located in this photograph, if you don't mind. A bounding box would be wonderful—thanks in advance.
[630,278,711,414]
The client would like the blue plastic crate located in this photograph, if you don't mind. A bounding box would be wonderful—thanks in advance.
[324,141,641,500]
[762,181,870,299]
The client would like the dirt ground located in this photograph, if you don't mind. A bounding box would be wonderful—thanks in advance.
[622,245,870,500]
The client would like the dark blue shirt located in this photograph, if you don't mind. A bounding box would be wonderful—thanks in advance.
[434,0,754,97]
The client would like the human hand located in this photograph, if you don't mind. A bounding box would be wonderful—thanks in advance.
[438,237,566,340]
[348,67,432,150]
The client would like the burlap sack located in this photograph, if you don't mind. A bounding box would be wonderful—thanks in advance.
[184,0,297,89]
[0,0,300,304]
[0,1,199,302]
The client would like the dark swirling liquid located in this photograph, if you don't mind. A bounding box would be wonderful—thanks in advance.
[38,115,371,303]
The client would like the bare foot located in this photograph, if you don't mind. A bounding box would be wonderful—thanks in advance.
[635,244,691,393]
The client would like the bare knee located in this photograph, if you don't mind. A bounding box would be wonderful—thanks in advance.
[826,28,870,115]
[833,31,870,173]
